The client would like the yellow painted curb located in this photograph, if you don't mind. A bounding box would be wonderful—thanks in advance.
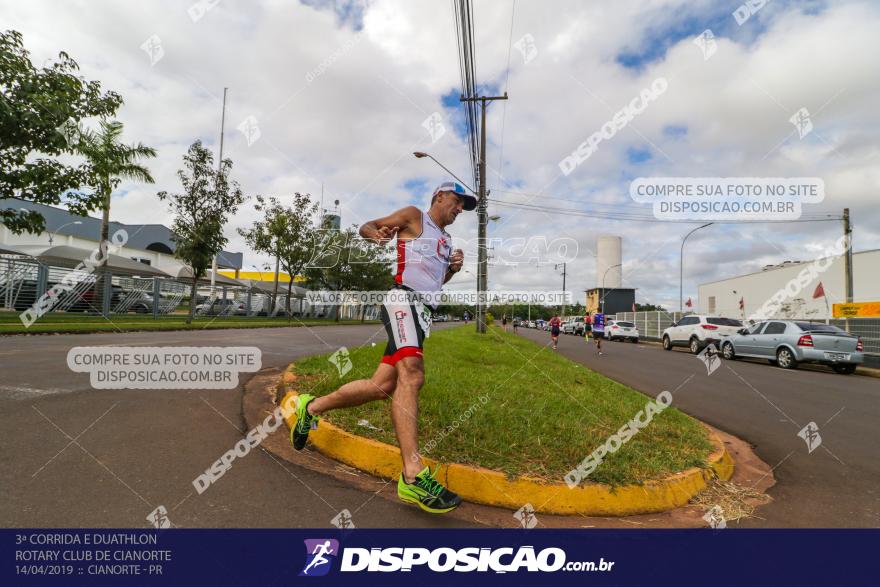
[280,387,734,516]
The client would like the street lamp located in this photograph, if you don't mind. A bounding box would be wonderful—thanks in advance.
[412,152,476,194]
[680,223,714,313]
[48,220,82,245]
[601,262,622,313]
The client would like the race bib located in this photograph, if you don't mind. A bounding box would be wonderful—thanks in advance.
[416,301,432,338]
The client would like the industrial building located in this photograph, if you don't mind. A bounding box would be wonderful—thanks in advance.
[698,249,880,320]
[1,198,243,276]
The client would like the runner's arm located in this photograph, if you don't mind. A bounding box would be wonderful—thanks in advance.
[444,248,464,283]
[360,206,421,245]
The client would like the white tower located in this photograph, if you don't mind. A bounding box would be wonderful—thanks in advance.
[596,235,622,289]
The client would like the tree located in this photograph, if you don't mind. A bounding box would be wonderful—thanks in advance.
[0,29,122,234]
[75,119,155,313]
[158,141,246,324]
[76,119,156,258]
[238,193,319,319]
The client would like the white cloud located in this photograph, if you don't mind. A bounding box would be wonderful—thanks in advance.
[4,0,878,310]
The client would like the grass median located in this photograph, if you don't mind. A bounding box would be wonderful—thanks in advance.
[0,311,379,334]
[292,325,713,486]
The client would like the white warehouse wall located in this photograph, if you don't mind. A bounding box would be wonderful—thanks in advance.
[698,250,880,320]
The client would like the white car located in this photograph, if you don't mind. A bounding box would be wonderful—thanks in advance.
[562,317,586,335]
[662,315,744,354]
[606,319,639,343]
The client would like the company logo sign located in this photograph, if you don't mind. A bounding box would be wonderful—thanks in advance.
[300,539,339,577]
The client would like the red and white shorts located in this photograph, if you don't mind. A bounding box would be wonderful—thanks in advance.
[380,289,431,366]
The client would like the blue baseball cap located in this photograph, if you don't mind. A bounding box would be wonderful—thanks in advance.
[433,181,477,211]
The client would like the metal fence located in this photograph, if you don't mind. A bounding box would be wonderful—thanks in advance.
[612,311,880,356]
[2,255,384,322]
[611,311,688,340]
[830,318,880,355]
[1,257,190,317]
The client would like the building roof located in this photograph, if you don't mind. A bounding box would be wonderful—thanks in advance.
[699,249,879,287]
[3,198,243,269]
[7,244,172,277]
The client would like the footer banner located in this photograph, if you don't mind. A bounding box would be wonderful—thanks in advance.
[4,529,877,586]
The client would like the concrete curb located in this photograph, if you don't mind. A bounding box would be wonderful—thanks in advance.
[279,369,735,516]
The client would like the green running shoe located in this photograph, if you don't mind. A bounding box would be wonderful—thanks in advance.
[290,394,318,450]
[397,466,462,514]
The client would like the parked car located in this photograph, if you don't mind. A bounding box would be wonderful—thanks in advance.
[528,320,536,328]
[12,280,153,313]
[662,315,744,354]
[720,320,863,374]
[194,298,246,316]
[563,317,586,335]
[606,319,639,343]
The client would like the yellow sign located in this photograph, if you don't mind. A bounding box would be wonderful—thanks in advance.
[833,302,880,318]
[218,270,306,284]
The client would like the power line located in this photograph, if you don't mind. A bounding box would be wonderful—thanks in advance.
[453,0,480,189]
[489,198,843,223]
[495,0,516,193]
[490,187,842,219]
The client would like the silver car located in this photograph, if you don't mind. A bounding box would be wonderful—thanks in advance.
[720,320,864,374]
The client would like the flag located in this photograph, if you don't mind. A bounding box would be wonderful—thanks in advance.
[812,282,825,299]
[632,302,636,312]
[686,297,693,308]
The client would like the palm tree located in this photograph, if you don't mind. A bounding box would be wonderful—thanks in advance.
[75,120,156,313]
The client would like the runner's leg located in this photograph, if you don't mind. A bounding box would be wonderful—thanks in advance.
[308,363,397,415]
[391,355,425,482]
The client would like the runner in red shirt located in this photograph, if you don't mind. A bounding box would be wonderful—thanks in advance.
[549,314,562,350]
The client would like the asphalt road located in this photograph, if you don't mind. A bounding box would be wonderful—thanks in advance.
[516,327,880,527]
[2,322,877,528]
[0,322,474,529]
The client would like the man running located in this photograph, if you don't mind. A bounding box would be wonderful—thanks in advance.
[290,181,475,514]
[549,314,562,350]
[590,311,605,355]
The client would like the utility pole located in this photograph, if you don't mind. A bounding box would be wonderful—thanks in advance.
[843,207,853,330]
[211,87,228,297]
[460,92,507,333]
[555,262,567,317]
[843,208,853,303]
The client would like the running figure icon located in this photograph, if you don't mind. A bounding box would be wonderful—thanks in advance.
[302,541,335,575]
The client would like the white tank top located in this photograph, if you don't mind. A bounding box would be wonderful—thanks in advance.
[395,210,452,301]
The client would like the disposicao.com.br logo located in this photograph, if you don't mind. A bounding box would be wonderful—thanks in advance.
[299,541,614,575]
[301,539,340,577]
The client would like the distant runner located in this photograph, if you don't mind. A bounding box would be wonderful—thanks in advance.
[549,314,562,350]
[290,181,476,514]
[590,311,605,355]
